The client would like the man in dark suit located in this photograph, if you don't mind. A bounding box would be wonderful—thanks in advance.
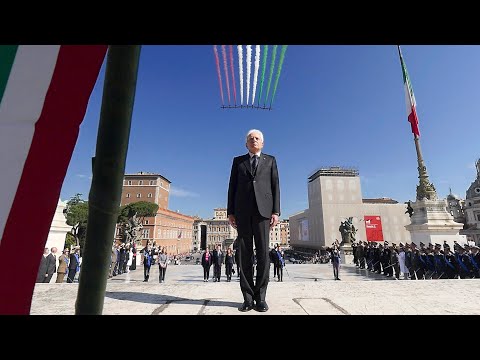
[44,247,58,283]
[227,129,280,312]
[212,244,224,282]
[36,247,49,283]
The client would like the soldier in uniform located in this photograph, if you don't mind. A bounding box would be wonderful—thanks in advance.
[454,245,471,279]
[469,245,480,278]
[391,243,400,279]
[424,243,436,279]
[374,242,382,274]
[382,242,392,277]
[411,243,424,280]
[443,244,457,279]
[433,243,445,279]
[357,241,365,269]
[366,242,374,271]
[404,243,413,279]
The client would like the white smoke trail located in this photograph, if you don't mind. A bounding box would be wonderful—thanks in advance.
[246,45,252,106]
[237,45,244,106]
[251,45,261,106]
[221,45,230,104]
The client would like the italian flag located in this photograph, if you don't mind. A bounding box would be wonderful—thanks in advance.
[397,45,420,138]
[0,45,107,314]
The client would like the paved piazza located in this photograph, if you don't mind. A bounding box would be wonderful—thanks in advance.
[30,264,480,315]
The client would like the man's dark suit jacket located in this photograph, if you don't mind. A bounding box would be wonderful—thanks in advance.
[227,153,280,219]
[36,256,48,283]
[45,253,56,276]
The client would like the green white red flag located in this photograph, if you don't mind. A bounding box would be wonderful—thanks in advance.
[0,45,107,314]
[397,45,420,137]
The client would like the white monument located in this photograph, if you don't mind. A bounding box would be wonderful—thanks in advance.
[406,198,466,248]
[404,136,466,248]
[44,199,70,282]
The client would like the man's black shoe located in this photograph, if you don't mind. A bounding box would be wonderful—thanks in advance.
[238,302,254,312]
[255,301,269,312]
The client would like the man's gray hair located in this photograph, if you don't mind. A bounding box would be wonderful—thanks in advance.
[246,129,264,142]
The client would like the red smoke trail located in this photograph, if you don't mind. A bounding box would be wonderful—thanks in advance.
[213,45,224,105]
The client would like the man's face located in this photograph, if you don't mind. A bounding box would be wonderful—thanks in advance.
[246,132,264,153]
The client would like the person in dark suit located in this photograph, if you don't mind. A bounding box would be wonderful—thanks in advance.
[44,247,58,283]
[36,247,49,283]
[67,247,80,283]
[227,129,280,312]
[212,244,225,282]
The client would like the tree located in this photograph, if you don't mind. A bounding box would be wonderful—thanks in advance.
[65,232,76,250]
[117,201,158,244]
[64,193,89,249]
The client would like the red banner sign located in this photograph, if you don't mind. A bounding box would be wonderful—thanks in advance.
[364,216,384,241]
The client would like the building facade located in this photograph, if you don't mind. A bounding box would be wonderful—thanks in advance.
[289,167,411,252]
[461,159,480,245]
[193,208,237,251]
[269,219,290,248]
[192,208,290,251]
[118,172,194,255]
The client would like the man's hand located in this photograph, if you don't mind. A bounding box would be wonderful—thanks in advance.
[270,214,279,229]
[228,214,237,229]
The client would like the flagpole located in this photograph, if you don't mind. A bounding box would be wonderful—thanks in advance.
[75,45,141,315]
[397,45,437,201]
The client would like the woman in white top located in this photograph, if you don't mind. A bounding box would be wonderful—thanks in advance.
[398,243,409,279]
[126,244,133,273]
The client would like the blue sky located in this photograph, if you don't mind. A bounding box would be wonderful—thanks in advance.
[60,45,480,219]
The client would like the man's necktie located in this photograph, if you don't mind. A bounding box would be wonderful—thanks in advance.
[251,155,258,173]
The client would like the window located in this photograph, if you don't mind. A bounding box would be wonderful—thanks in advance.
[136,193,141,198]
[145,220,149,225]
[150,180,155,185]
[139,180,143,185]
[127,180,132,185]
[148,193,153,198]
[126,193,130,198]
[477,213,480,221]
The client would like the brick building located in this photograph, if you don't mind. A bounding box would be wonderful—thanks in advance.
[118,171,194,255]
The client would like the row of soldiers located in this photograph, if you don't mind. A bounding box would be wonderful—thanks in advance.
[351,240,480,280]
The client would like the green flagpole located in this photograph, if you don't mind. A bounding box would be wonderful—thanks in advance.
[75,45,141,315]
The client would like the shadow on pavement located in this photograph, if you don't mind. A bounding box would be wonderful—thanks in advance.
[105,291,240,308]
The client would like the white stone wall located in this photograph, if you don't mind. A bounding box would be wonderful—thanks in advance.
[290,174,412,250]
[44,199,70,283]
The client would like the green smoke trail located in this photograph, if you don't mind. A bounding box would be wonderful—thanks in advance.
[263,45,277,106]
[270,45,288,108]
[256,45,268,107]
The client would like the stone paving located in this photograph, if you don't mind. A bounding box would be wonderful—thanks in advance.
[29,263,480,315]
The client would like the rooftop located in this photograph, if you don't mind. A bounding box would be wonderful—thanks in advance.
[308,166,359,182]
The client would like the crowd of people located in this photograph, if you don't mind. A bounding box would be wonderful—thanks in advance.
[36,246,82,283]
[351,240,480,280]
